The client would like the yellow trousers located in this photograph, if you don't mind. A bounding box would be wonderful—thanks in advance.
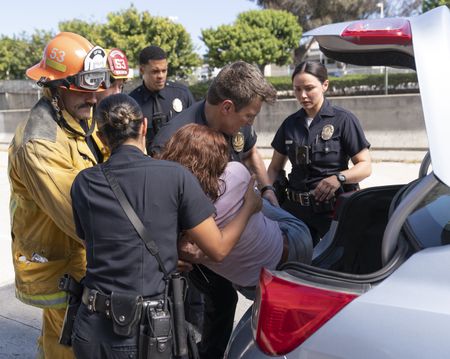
[37,308,75,359]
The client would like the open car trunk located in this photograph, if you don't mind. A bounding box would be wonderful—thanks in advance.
[279,184,412,287]
[268,6,450,292]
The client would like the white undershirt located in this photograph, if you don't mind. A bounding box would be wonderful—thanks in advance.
[306,117,314,128]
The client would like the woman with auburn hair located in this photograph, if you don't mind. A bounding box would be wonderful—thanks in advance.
[160,123,313,292]
[69,94,261,358]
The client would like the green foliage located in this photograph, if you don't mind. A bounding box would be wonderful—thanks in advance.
[59,20,104,47]
[253,0,422,31]
[0,5,199,80]
[262,72,419,98]
[0,30,53,80]
[422,0,450,12]
[189,80,212,101]
[202,9,301,70]
[101,6,200,77]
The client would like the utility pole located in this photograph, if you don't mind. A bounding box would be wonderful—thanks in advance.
[377,2,388,95]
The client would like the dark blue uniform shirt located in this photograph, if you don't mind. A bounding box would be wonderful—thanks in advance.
[71,145,215,297]
[150,100,257,162]
[129,81,194,146]
[272,99,370,191]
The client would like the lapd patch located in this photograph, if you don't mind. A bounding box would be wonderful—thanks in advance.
[321,124,334,140]
[232,132,245,152]
[172,98,183,113]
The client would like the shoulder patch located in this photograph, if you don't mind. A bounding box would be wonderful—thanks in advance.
[23,98,58,145]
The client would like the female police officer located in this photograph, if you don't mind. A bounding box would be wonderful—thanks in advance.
[267,61,372,244]
[70,93,261,358]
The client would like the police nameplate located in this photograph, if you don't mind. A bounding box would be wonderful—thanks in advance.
[232,132,245,152]
[321,124,334,140]
[172,98,183,113]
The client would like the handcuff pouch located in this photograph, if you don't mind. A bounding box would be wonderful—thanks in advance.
[110,291,143,337]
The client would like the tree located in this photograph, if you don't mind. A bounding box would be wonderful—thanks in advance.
[252,0,421,31]
[202,9,301,71]
[0,6,199,80]
[100,6,200,77]
[423,0,450,12]
[252,0,421,62]
[0,30,53,79]
[59,20,104,47]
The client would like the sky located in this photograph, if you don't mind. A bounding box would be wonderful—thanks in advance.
[0,0,260,55]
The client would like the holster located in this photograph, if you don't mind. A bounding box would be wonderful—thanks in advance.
[139,302,173,359]
[273,170,288,205]
[310,195,336,214]
[110,291,143,337]
[58,274,83,346]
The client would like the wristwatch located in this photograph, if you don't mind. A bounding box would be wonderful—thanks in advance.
[260,185,276,195]
[336,173,346,184]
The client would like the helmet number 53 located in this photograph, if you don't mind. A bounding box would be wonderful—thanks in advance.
[49,48,65,63]
[113,59,127,69]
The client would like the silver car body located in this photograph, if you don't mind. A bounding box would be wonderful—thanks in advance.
[225,6,450,359]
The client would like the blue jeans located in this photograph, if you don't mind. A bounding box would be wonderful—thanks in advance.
[262,199,313,265]
[235,200,313,300]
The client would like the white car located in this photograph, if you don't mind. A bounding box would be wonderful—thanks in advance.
[225,6,450,359]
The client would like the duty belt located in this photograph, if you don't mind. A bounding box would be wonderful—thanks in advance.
[82,287,163,317]
[82,287,112,315]
[286,188,311,206]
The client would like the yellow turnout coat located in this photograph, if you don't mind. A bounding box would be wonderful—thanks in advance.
[8,97,107,308]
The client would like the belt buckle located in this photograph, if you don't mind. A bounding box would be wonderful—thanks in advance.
[87,289,99,313]
[300,192,310,206]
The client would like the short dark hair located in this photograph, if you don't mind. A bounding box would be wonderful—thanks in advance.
[95,94,144,150]
[139,45,167,65]
[292,61,328,84]
[206,61,277,111]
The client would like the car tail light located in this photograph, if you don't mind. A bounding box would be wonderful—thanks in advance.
[253,268,358,356]
[341,18,412,45]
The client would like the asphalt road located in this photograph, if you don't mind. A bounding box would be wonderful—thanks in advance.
[0,148,423,357]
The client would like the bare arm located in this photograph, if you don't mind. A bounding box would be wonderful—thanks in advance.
[314,148,372,201]
[267,149,288,184]
[185,176,262,262]
[243,146,279,205]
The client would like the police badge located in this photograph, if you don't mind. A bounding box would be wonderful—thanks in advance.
[232,132,245,152]
[321,124,334,140]
[172,98,183,113]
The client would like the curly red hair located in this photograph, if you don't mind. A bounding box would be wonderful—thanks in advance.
[159,124,229,201]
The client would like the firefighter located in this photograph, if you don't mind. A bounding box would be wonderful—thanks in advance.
[8,32,110,358]
[96,48,131,102]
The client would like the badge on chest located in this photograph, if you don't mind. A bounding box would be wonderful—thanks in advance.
[321,124,334,140]
[232,132,245,152]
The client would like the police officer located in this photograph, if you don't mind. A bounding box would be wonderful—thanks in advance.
[129,45,194,150]
[268,61,372,244]
[8,32,110,358]
[70,94,261,358]
[151,61,277,359]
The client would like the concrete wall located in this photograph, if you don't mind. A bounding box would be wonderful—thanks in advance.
[0,80,40,110]
[255,93,427,150]
[0,92,427,151]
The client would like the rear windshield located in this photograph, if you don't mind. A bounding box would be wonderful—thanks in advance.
[404,182,450,248]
